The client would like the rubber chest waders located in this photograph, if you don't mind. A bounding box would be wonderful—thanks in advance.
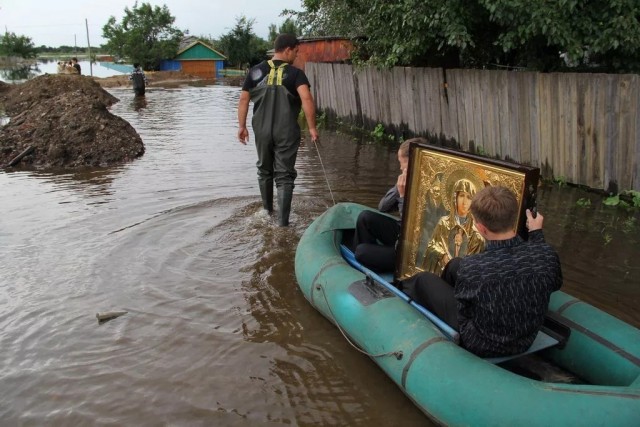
[132,72,146,96]
[249,60,302,225]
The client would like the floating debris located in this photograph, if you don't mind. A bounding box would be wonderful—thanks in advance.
[96,311,128,324]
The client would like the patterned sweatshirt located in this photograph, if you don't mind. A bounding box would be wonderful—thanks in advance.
[455,230,562,357]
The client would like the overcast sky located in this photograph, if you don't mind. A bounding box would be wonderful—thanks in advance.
[0,0,303,47]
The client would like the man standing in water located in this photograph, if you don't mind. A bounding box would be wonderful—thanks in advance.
[237,34,319,226]
[129,63,147,97]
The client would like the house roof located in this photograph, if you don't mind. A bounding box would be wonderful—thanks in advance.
[176,36,227,60]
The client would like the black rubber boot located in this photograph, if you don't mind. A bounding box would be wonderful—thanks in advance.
[277,186,294,227]
[258,179,274,213]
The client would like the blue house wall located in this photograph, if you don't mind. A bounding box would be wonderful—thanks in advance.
[159,60,181,72]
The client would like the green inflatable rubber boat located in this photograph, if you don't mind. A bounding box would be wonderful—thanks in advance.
[295,202,640,426]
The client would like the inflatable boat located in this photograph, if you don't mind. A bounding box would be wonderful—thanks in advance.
[295,202,640,426]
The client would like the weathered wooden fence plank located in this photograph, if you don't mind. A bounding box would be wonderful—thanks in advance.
[528,72,541,167]
[308,63,639,191]
[618,74,637,191]
[441,69,459,142]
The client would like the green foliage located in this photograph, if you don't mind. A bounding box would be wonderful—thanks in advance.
[0,32,38,59]
[553,176,567,187]
[286,0,640,71]
[268,18,301,44]
[604,191,640,208]
[603,194,620,206]
[217,16,269,68]
[370,123,386,139]
[576,197,591,207]
[481,0,640,71]
[102,2,183,70]
[370,123,394,141]
[626,190,640,207]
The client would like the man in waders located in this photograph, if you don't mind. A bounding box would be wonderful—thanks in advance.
[129,63,147,97]
[237,34,319,226]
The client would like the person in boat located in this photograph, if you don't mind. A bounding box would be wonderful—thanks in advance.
[237,33,319,226]
[351,138,423,273]
[409,185,563,357]
[421,178,485,275]
[129,63,148,97]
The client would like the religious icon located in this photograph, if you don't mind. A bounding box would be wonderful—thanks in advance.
[395,143,539,281]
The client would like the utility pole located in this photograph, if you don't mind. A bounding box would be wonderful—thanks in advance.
[85,19,93,76]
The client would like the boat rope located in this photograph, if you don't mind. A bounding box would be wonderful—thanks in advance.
[317,283,403,360]
[313,141,336,206]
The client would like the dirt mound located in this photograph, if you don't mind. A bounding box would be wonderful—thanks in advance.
[0,74,144,169]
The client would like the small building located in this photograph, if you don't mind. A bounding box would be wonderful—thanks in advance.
[289,36,353,71]
[159,36,227,78]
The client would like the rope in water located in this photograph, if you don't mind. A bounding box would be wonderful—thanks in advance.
[313,140,336,206]
[317,283,403,360]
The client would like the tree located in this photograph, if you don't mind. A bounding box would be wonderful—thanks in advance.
[217,16,269,69]
[0,32,38,59]
[285,0,640,72]
[268,18,301,44]
[102,2,183,70]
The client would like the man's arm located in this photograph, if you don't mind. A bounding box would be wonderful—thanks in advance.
[237,90,250,145]
[297,84,318,143]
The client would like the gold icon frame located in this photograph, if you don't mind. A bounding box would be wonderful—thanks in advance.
[395,143,540,281]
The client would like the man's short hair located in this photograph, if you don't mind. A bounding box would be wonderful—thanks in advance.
[470,186,519,233]
[274,34,300,52]
[399,137,426,158]
[72,57,78,62]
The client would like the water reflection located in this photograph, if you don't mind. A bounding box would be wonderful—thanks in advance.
[0,60,126,83]
[131,96,147,111]
[0,64,40,82]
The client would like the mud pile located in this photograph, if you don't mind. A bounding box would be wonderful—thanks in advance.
[0,74,144,168]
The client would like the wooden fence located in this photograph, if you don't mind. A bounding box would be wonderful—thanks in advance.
[305,63,640,192]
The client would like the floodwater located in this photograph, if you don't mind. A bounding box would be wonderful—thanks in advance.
[0,60,124,83]
[1,84,639,426]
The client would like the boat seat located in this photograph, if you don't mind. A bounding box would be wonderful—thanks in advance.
[485,331,559,364]
[339,244,570,364]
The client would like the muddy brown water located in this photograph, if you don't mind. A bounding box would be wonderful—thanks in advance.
[1,84,639,426]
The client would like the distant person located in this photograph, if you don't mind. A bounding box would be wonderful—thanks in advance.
[407,186,563,358]
[71,57,81,75]
[351,138,424,273]
[237,33,318,227]
[129,63,147,97]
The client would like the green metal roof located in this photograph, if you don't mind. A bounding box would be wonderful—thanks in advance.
[176,41,226,60]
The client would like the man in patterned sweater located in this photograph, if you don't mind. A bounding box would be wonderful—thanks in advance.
[411,185,563,357]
